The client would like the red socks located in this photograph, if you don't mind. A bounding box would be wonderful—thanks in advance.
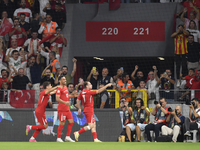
[33,129,41,138]
[57,125,64,138]
[66,123,74,136]
[32,125,46,130]
[78,127,86,134]
[92,132,97,140]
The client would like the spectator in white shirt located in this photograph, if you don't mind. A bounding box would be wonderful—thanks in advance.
[6,39,21,56]
[13,0,32,23]
[187,20,200,43]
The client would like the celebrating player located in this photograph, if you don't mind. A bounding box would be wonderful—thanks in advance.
[56,75,78,142]
[26,81,60,142]
[74,81,112,142]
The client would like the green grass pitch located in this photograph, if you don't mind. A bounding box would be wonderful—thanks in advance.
[0,142,200,150]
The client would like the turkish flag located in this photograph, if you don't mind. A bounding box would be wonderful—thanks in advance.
[109,0,120,10]
[0,18,13,36]
[9,90,35,108]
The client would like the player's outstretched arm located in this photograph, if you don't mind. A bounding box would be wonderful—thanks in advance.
[45,85,60,95]
[96,83,112,94]
[69,91,79,98]
[56,94,70,106]
[50,90,57,95]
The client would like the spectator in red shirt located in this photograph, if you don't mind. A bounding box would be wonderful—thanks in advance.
[0,69,12,88]
[49,27,67,56]
[179,69,195,100]
[9,18,27,47]
[190,70,200,99]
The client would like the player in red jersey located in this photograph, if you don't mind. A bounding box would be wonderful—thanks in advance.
[26,81,60,142]
[74,81,112,142]
[56,75,78,142]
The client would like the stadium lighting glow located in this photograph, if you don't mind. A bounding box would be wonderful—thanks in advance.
[158,57,165,61]
[93,57,104,61]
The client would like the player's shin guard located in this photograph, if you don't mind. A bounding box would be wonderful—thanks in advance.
[57,125,64,138]
[32,129,41,138]
[92,132,97,140]
[66,122,74,136]
[31,125,46,130]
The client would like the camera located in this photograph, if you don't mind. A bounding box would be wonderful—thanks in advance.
[168,107,178,115]
[185,99,195,107]
[154,101,162,106]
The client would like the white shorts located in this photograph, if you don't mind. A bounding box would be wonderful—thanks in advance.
[126,123,147,131]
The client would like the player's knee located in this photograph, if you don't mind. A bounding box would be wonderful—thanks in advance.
[44,124,48,129]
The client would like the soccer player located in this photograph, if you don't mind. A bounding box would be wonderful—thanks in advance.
[74,81,112,142]
[56,75,78,142]
[26,81,60,142]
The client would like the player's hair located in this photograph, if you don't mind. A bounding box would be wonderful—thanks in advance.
[84,81,89,88]
[12,50,19,55]
[43,81,51,89]
[58,75,64,81]
[62,65,68,70]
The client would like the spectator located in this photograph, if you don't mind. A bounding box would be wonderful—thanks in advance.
[117,73,134,103]
[132,80,149,100]
[171,25,189,87]
[98,67,114,89]
[190,70,200,99]
[113,68,123,84]
[187,34,200,70]
[40,65,57,86]
[5,39,21,56]
[5,49,25,73]
[9,18,27,47]
[75,77,84,92]
[0,69,12,88]
[161,106,185,142]
[184,98,200,137]
[131,65,145,88]
[39,84,53,108]
[181,1,199,29]
[187,21,200,43]
[29,54,41,102]
[179,69,195,100]
[146,66,159,101]
[51,0,66,13]
[87,67,99,90]
[157,69,175,102]
[61,58,77,86]
[126,98,150,142]
[49,26,67,56]
[67,83,76,108]
[0,40,7,72]
[30,13,42,35]
[19,13,30,36]
[0,0,16,19]
[38,14,58,46]
[39,46,60,65]
[98,83,110,109]
[145,98,170,142]
[117,98,133,141]
[11,68,32,90]
[38,0,49,18]
[45,2,66,30]
[0,11,13,48]
[49,51,61,76]
[13,0,32,23]
[23,31,45,55]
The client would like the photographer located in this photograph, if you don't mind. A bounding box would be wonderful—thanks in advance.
[145,98,170,142]
[126,98,150,142]
[161,106,185,142]
[184,98,200,136]
[117,98,132,142]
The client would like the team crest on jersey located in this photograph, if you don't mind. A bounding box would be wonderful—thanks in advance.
[57,90,60,93]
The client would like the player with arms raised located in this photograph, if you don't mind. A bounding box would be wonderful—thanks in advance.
[74,81,112,142]
[56,75,78,142]
[26,81,60,142]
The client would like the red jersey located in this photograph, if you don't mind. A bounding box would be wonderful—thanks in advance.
[185,75,195,88]
[35,90,50,114]
[191,78,200,89]
[78,89,97,113]
[0,77,11,88]
[56,86,70,112]
[50,35,67,56]
[9,27,26,47]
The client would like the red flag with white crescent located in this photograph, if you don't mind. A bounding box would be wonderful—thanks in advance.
[0,18,13,36]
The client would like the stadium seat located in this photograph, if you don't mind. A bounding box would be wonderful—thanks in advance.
[185,130,199,143]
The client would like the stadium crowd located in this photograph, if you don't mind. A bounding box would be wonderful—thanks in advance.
[0,0,199,142]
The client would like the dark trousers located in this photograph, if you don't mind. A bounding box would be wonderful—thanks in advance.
[145,123,164,141]
[183,117,198,132]
[175,54,187,79]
